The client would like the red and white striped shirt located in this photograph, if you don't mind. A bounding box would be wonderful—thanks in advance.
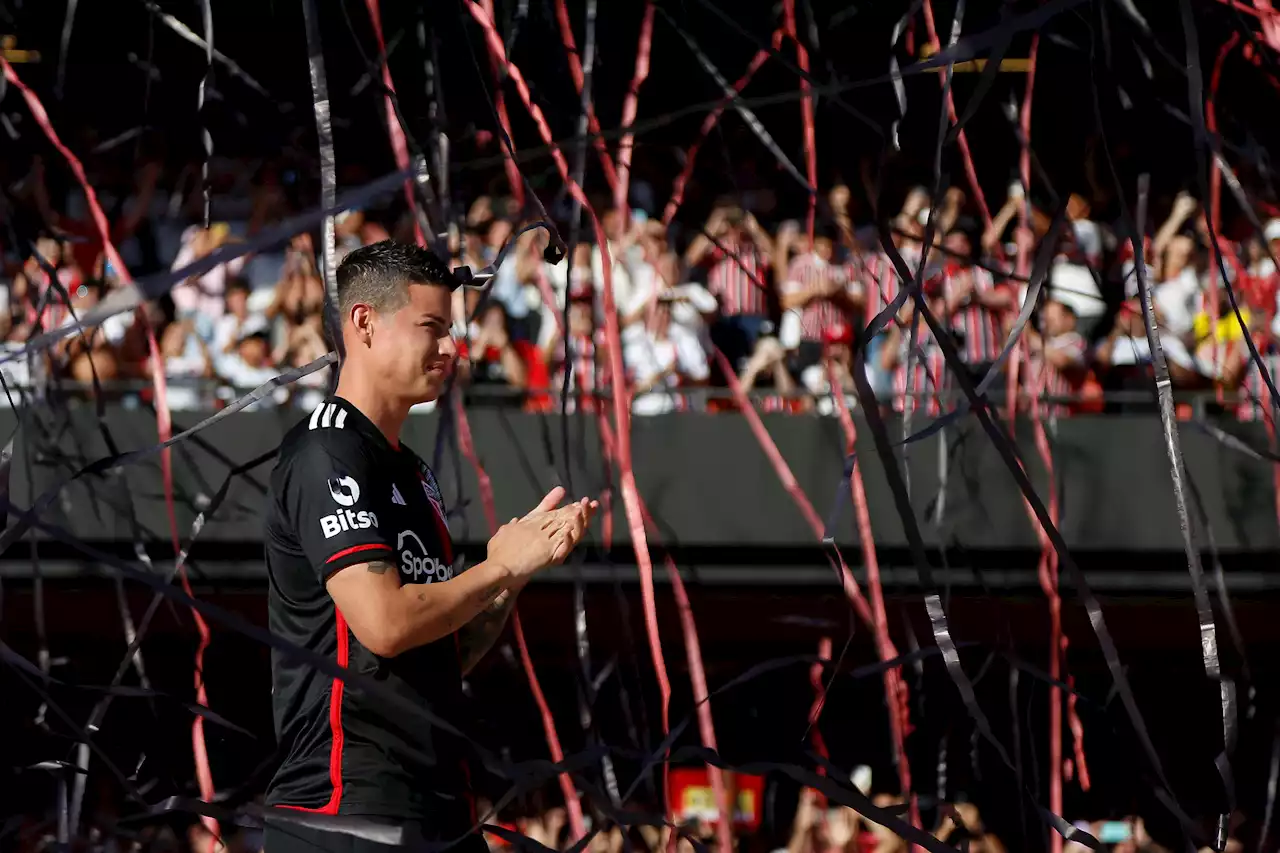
[783,253,862,342]
[858,252,902,327]
[1237,348,1280,422]
[891,324,951,417]
[940,264,1006,364]
[1027,331,1087,418]
[705,237,771,318]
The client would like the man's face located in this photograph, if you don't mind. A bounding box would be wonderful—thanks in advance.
[35,238,62,267]
[239,336,269,368]
[368,283,457,404]
[944,232,971,259]
[1043,300,1075,336]
[569,300,593,334]
[226,287,249,316]
[814,236,834,262]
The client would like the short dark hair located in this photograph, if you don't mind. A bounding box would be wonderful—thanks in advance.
[336,239,457,314]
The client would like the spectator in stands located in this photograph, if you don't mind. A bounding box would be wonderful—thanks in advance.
[543,281,605,411]
[939,229,1013,384]
[627,291,710,415]
[1026,292,1088,417]
[1222,309,1279,420]
[213,277,256,356]
[486,217,544,342]
[276,312,331,411]
[157,312,215,410]
[685,203,774,372]
[26,156,161,278]
[936,802,1006,853]
[58,279,124,387]
[880,280,951,418]
[591,208,643,324]
[334,208,390,260]
[10,235,82,342]
[171,223,246,334]
[776,219,863,383]
[1065,192,1104,270]
[216,316,282,408]
[267,239,326,344]
[463,301,533,390]
[787,790,911,853]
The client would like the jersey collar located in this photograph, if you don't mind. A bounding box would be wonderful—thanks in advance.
[322,396,403,453]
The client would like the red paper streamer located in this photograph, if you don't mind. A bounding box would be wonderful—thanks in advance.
[918,0,996,234]
[364,0,425,247]
[478,0,527,209]
[552,0,621,193]
[615,3,657,219]
[0,57,219,848]
[662,49,771,226]
[451,392,588,839]
[465,1,675,831]
[592,411,733,850]
[780,0,818,248]
[807,636,833,764]
[827,363,919,838]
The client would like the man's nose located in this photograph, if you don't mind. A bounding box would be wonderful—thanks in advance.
[439,333,458,359]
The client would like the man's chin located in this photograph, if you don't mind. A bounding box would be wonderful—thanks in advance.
[411,375,447,406]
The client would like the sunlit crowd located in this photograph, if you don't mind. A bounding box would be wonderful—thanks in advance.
[5,153,1280,422]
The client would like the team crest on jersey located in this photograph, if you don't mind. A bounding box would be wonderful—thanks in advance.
[419,463,445,520]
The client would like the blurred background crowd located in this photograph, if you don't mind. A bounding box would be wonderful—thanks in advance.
[5,150,1280,423]
[10,786,1248,853]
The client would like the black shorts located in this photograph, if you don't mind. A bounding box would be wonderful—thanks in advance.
[264,819,489,853]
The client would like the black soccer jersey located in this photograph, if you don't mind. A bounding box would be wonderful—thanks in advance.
[264,396,474,829]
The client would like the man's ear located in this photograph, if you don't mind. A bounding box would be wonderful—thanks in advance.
[349,303,375,345]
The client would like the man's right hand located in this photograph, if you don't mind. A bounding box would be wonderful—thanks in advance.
[486,487,599,580]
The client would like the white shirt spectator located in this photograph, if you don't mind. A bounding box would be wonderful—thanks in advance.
[1071,219,1104,268]
[165,331,212,411]
[170,225,247,322]
[626,322,709,416]
[1152,266,1203,338]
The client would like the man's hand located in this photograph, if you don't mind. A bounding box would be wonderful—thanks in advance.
[486,487,598,580]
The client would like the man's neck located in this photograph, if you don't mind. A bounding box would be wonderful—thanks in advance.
[334,373,409,448]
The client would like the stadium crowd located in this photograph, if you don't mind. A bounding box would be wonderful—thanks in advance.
[3,154,1280,423]
[14,786,1246,853]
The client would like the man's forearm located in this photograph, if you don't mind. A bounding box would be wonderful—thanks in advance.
[457,578,526,675]
[381,558,513,657]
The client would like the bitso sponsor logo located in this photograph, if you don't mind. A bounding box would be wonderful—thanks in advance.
[397,529,453,583]
[328,476,360,507]
[320,509,379,539]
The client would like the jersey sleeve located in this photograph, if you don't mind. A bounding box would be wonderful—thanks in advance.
[281,432,397,581]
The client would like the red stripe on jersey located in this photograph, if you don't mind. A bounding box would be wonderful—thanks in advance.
[277,609,350,815]
[325,542,392,564]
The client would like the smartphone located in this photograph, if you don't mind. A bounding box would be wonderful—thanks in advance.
[1098,821,1132,843]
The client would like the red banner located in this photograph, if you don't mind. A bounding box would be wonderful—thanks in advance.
[668,769,764,830]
